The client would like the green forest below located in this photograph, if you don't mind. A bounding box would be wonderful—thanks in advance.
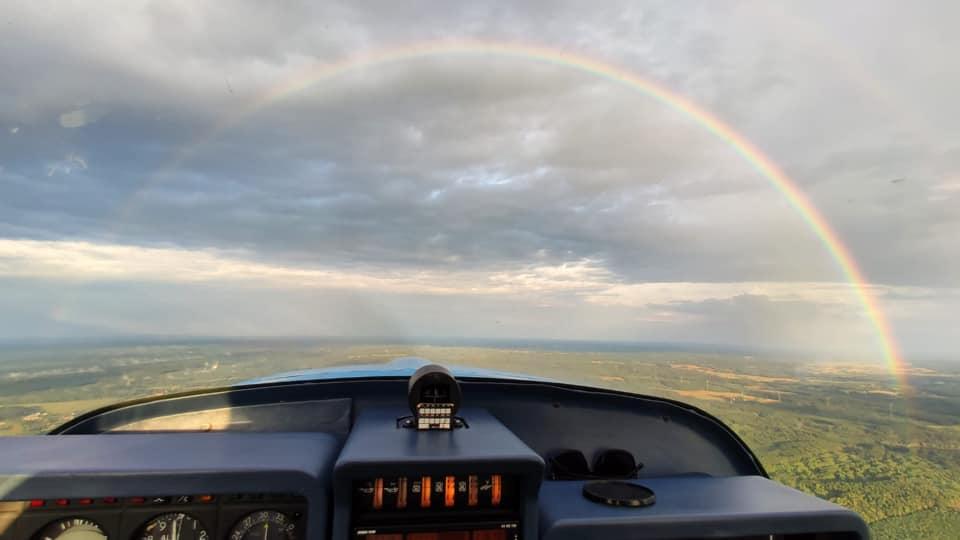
[0,341,957,539]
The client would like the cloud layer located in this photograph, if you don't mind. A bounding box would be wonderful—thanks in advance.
[1,1,959,359]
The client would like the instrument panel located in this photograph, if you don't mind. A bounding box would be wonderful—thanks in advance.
[3,493,306,540]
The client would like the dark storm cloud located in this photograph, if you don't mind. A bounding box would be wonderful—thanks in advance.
[1,1,959,354]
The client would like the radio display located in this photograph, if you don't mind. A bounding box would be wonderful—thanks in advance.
[355,521,519,540]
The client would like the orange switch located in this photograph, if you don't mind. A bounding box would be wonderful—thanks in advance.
[397,477,408,509]
[491,475,502,507]
[373,478,384,510]
[420,476,431,508]
[444,476,456,507]
[468,475,479,507]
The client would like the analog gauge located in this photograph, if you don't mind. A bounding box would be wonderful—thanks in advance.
[228,510,297,540]
[138,513,209,540]
[34,518,107,540]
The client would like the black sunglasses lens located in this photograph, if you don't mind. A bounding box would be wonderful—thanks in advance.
[593,449,639,478]
[549,449,591,479]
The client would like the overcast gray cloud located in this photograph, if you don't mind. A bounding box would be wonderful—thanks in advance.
[1,1,959,360]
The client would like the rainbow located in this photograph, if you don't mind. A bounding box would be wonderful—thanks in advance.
[133,39,907,387]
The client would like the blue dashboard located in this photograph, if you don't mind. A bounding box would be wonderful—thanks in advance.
[0,363,870,540]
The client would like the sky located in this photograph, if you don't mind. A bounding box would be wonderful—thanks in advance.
[1,1,959,361]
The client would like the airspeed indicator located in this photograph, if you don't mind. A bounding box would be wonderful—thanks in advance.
[34,518,107,540]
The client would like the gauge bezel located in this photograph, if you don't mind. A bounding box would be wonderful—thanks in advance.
[33,517,108,540]
[136,511,211,540]
[228,509,298,540]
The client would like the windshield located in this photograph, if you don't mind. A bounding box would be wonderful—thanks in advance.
[2,2,958,538]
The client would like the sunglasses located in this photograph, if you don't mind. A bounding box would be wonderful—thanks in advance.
[548,449,643,480]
